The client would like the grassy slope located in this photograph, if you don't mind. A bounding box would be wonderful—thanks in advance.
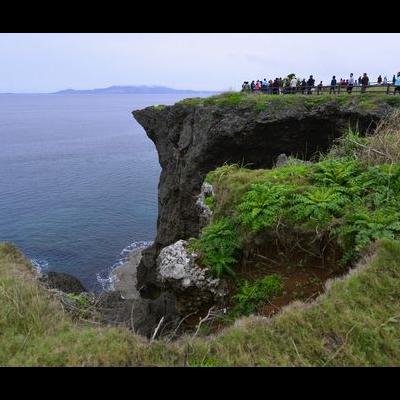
[1,240,400,366]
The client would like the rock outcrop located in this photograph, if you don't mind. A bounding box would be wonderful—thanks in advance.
[156,240,225,315]
[39,271,87,294]
[133,97,390,299]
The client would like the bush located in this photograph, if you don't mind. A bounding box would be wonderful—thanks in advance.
[335,207,400,261]
[289,186,350,227]
[193,217,241,278]
[237,183,295,231]
[232,275,283,316]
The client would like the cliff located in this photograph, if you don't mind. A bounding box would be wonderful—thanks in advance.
[133,93,396,297]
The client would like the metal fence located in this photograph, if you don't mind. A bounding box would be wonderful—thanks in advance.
[248,81,400,95]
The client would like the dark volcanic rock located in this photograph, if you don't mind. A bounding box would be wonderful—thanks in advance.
[96,290,178,337]
[133,98,390,298]
[39,271,87,294]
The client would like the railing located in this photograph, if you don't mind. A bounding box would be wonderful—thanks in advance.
[246,81,400,95]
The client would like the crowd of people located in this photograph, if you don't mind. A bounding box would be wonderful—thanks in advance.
[241,72,400,95]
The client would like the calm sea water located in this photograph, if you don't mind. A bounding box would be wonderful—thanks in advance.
[0,93,210,290]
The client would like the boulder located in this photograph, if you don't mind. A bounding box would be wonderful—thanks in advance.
[39,271,87,294]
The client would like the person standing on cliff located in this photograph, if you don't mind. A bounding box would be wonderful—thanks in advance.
[347,73,354,94]
[361,73,369,93]
[330,76,337,94]
[394,72,400,95]
[316,81,323,94]
[301,78,307,94]
[290,76,298,94]
[307,75,315,95]
[377,75,383,85]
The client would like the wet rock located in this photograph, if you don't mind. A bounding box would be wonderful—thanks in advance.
[111,249,142,300]
[39,271,87,294]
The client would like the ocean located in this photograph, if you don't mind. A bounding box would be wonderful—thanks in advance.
[0,93,209,291]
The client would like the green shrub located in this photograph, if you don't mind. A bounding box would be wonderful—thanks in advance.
[288,186,350,227]
[232,275,283,316]
[312,158,362,187]
[193,217,241,278]
[237,183,295,231]
[335,207,400,261]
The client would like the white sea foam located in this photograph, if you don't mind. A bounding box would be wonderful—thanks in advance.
[96,240,153,292]
[30,258,49,274]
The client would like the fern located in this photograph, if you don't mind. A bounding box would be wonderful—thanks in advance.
[237,183,294,231]
[232,275,283,316]
[195,217,240,278]
[313,158,361,187]
[289,186,350,226]
[335,207,400,261]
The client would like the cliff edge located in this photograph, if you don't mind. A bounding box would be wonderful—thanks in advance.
[133,93,395,297]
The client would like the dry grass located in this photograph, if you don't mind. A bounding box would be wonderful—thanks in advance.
[360,109,400,166]
[329,109,400,166]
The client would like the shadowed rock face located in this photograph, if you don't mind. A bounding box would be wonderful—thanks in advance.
[39,271,87,294]
[133,99,389,298]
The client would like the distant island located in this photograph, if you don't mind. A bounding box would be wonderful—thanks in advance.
[53,85,219,95]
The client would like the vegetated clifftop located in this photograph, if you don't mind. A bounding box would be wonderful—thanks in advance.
[133,93,396,297]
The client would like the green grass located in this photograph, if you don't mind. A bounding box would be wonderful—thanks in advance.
[0,243,145,366]
[2,240,400,366]
[175,90,400,113]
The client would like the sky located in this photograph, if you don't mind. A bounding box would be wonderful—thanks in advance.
[1,33,399,93]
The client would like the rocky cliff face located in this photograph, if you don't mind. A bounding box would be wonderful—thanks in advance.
[133,98,390,298]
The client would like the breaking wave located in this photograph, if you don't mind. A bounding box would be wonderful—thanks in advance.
[30,258,49,274]
[96,240,153,292]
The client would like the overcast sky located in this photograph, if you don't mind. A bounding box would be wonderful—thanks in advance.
[1,33,399,93]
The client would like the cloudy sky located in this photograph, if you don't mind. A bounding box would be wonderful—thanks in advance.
[1,33,399,93]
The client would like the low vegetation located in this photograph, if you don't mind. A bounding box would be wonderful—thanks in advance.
[2,239,400,366]
[176,90,400,112]
[232,275,283,316]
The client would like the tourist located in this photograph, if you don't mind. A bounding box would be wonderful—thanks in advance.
[290,76,298,94]
[377,75,382,85]
[317,81,323,95]
[261,78,269,93]
[383,76,388,85]
[273,78,280,95]
[394,72,400,95]
[330,75,337,94]
[251,80,256,92]
[307,75,315,95]
[393,75,396,85]
[347,73,354,94]
[361,73,369,93]
[358,76,362,85]
[301,78,307,94]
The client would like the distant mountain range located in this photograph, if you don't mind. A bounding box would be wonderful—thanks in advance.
[53,85,218,95]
